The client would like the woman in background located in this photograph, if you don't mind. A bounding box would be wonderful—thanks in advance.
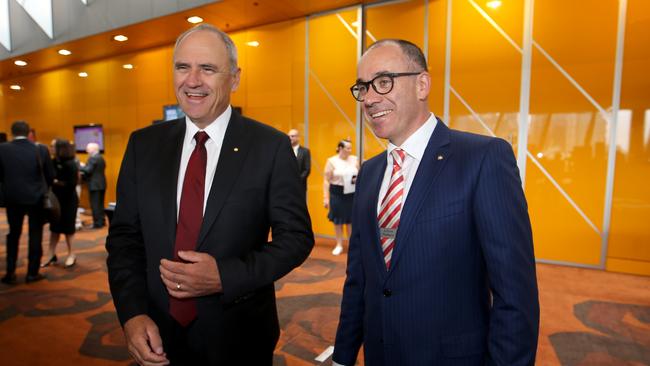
[42,139,79,268]
[323,139,359,255]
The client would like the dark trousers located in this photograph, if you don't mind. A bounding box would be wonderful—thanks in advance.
[5,204,44,276]
[164,318,275,366]
[89,189,105,227]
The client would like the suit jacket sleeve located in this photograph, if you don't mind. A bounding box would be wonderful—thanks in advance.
[39,144,55,186]
[217,134,314,304]
[332,165,366,365]
[105,134,149,325]
[475,138,539,365]
[301,147,311,180]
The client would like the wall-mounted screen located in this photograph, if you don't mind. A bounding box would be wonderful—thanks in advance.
[163,104,185,121]
[74,124,104,153]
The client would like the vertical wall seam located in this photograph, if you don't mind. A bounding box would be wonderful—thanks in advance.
[517,0,534,187]
[357,5,365,159]
[304,19,310,148]
[423,0,429,61]
[601,0,628,269]
[443,0,452,124]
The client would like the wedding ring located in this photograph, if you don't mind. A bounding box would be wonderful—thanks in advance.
[176,283,181,290]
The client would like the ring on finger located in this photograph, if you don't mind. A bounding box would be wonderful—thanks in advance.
[176,283,181,290]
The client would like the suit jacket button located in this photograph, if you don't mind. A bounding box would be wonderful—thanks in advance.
[383,289,392,297]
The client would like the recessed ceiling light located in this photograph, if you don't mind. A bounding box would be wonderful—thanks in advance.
[14,60,28,66]
[246,41,260,47]
[113,35,128,42]
[122,64,134,69]
[10,85,22,90]
[78,72,88,78]
[486,0,502,9]
[58,49,72,56]
[187,16,203,24]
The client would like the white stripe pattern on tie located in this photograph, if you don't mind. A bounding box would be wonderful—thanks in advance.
[378,148,406,270]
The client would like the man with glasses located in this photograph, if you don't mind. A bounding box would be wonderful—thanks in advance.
[333,39,539,365]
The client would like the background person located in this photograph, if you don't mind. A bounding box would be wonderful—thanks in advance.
[288,128,311,193]
[106,24,313,366]
[42,139,79,268]
[323,139,359,256]
[0,121,53,284]
[80,142,106,228]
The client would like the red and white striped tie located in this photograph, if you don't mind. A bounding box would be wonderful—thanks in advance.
[378,148,406,270]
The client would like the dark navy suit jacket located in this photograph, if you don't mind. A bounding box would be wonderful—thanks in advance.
[333,120,539,366]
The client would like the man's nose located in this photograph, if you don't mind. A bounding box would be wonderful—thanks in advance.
[186,68,202,86]
[364,87,382,106]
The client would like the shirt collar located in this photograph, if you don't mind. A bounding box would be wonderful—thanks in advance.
[387,112,437,161]
[184,105,232,144]
[14,136,27,140]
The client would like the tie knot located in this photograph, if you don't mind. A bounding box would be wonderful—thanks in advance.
[194,131,210,146]
[391,148,405,166]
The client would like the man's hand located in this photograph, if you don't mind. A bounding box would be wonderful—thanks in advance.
[160,251,222,298]
[123,315,169,366]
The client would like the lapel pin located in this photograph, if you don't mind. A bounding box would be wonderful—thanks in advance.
[437,155,443,160]
[233,147,239,152]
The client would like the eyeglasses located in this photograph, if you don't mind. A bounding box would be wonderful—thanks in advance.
[350,72,422,101]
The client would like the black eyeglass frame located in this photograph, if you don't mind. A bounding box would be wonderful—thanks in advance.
[350,71,423,101]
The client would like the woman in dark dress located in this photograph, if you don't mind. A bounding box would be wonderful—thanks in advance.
[323,139,359,255]
[42,139,79,268]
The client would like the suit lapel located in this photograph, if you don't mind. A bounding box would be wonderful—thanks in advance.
[197,112,250,248]
[387,120,452,275]
[364,154,390,278]
[161,119,186,256]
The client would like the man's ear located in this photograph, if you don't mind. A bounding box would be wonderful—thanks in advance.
[231,68,242,92]
[416,71,431,101]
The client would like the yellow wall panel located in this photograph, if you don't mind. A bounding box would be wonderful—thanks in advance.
[526,157,601,265]
[607,0,650,270]
[308,9,358,237]
[428,0,448,118]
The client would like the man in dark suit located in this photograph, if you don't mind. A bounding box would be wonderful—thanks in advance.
[333,40,539,365]
[288,128,311,192]
[81,142,106,228]
[0,121,53,284]
[106,24,313,366]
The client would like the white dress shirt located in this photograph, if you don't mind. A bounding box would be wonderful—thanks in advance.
[176,105,231,218]
[376,113,437,214]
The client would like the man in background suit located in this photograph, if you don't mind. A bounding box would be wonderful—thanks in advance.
[106,24,313,365]
[288,128,311,193]
[333,40,539,365]
[81,142,106,228]
[0,121,53,284]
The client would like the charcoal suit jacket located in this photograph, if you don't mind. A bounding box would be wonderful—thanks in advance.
[106,111,314,362]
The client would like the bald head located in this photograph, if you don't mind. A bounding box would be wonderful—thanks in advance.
[288,129,300,147]
[86,142,100,155]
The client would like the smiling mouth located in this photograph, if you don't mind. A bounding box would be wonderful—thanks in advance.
[370,109,392,118]
[185,91,208,99]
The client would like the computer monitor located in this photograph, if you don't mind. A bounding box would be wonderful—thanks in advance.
[163,104,185,121]
[73,124,104,153]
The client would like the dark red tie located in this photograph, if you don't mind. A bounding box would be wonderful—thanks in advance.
[170,131,209,326]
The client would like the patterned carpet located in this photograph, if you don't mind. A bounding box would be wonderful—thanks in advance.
[0,212,648,365]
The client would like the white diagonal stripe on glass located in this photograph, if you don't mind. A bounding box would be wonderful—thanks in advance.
[532,41,610,123]
[468,0,522,53]
[451,85,600,236]
[467,0,610,125]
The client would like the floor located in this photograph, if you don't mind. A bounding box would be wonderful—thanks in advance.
[0,213,648,365]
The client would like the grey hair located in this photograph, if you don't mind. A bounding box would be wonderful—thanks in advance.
[173,23,239,74]
[366,39,428,72]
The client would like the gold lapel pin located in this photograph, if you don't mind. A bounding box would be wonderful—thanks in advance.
[233,147,239,152]
[437,155,443,160]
